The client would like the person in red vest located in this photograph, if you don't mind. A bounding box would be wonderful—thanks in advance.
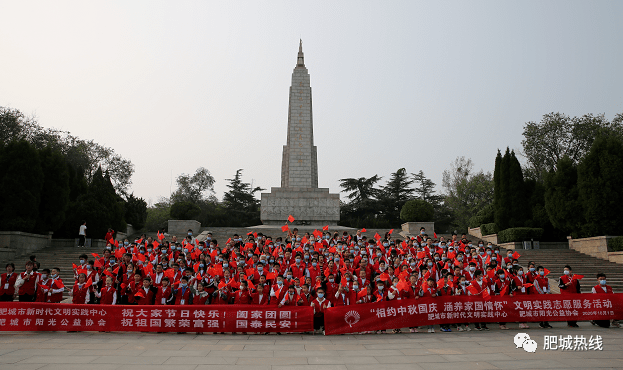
[135,278,156,305]
[46,268,65,303]
[269,275,288,305]
[192,282,210,305]
[511,266,530,329]
[35,269,51,302]
[591,273,619,328]
[467,270,489,331]
[420,278,438,333]
[251,283,269,305]
[558,265,581,327]
[173,276,192,305]
[233,280,252,305]
[15,261,40,302]
[298,284,314,306]
[278,285,300,307]
[311,287,331,334]
[492,269,512,330]
[97,276,117,304]
[533,265,553,328]
[0,263,18,301]
[70,273,91,304]
[155,277,173,305]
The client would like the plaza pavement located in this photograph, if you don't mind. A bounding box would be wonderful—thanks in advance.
[1,322,622,370]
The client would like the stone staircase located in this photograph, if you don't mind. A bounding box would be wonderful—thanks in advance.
[516,249,623,293]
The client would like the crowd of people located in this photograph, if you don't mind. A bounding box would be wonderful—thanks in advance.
[0,227,619,333]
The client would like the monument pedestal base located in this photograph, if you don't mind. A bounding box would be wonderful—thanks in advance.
[260,187,340,225]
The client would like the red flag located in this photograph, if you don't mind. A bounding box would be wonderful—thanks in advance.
[113,266,120,275]
[388,229,394,235]
[544,268,550,276]
[226,238,232,244]
[228,280,240,289]
[467,285,478,295]
[134,290,145,298]
[137,253,146,262]
[91,253,100,259]
[437,278,445,290]
[247,231,253,236]
[379,273,390,282]
[313,229,322,238]
[482,289,491,300]
[94,260,102,269]
[416,251,425,259]
[157,231,165,240]
[52,280,65,289]
[281,225,289,232]
[266,272,276,280]
[103,270,114,277]
[523,283,534,288]
[72,263,78,270]
[434,232,438,239]
[397,280,409,292]
[322,225,329,231]
[217,281,226,290]
[253,232,258,238]
[361,228,366,232]
[246,279,255,291]
[357,287,368,300]
[374,232,381,240]
[512,251,521,260]
[85,277,93,289]
[573,274,584,280]
[288,215,295,223]
[500,286,509,296]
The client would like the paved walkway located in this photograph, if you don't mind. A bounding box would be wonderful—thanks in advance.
[1,322,622,370]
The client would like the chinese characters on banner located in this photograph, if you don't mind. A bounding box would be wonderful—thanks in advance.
[0,303,313,333]
[324,293,623,335]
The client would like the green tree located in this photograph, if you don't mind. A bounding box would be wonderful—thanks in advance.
[145,200,171,232]
[339,175,382,204]
[0,141,44,232]
[578,135,623,236]
[543,156,583,237]
[222,169,264,226]
[442,157,494,232]
[171,167,215,204]
[34,147,70,234]
[379,168,415,223]
[522,112,623,180]
[400,199,434,222]
[124,193,148,230]
[170,201,202,220]
[508,150,528,227]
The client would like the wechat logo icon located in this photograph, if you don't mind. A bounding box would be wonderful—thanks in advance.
[514,333,537,353]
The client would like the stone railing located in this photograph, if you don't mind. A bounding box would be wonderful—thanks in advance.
[568,235,623,264]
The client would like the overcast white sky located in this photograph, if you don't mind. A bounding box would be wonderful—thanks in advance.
[2,1,622,205]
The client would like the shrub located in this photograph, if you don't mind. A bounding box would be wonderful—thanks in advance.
[497,227,544,243]
[480,223,498,236]
[400,199,434,222]
[608,236,623,252]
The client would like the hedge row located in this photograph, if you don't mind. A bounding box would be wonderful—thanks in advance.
[497,227,544,243]
[609,236,623,252]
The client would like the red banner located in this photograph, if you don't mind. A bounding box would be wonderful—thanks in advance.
[324,293,623,335]
[0,303,313,333]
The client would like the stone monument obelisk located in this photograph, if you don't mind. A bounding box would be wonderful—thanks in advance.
[260,40,340,225]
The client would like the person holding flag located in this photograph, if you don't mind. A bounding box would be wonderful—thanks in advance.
[558,265,581,327]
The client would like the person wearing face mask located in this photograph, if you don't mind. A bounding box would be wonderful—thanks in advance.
[492,269,511,330]
[453,275,471,331]
[33,268,51,303]
[312,287,331,334]
[558,265,581,327]
[591,273,619,328]
[467,270,489,331]
[533,266,553,328]
[174,276,193,305]
[510,266,530,329]
[278,285,300,307]
[45,268,65,303]
[290,253,307,281]
[270,276,288,305]
[155,277,173,305]
[325,273,339,304]
[71,273,91,304]
[464,262,477,281]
